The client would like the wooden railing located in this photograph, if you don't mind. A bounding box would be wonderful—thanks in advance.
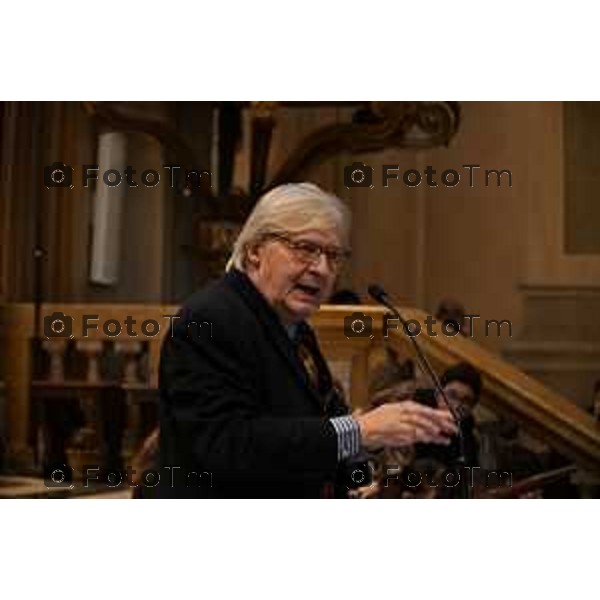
[1,303,599,474]
[0,303,178,471]
[312,306,600,473]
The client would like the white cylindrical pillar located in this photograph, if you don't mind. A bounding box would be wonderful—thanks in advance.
[89,131,127,285]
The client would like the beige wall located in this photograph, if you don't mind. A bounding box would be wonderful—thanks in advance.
[314,102,533,352]
[340,147,421,305]
[317,101,600,376]
[324,102,597,356]
[419,101,529,351]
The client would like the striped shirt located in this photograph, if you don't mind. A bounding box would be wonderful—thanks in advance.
[286,323,362,462]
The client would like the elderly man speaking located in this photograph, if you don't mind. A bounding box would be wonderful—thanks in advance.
[159,183,456,498]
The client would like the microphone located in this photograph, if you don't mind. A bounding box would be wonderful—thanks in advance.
[367,284,459,424]
[368,283,472,498]
[367,284,388,304]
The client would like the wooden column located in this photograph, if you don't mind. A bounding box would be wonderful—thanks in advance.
[1,304,34,469]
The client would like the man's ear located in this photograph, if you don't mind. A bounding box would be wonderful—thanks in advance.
[245,242,261,269]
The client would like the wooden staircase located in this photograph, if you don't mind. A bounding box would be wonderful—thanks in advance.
[312,305,600,474]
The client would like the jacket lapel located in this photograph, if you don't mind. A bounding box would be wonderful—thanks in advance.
[224,269,325,412]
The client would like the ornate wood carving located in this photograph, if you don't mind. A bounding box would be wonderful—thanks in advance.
[270,101,461,186]
[83,101,461,203]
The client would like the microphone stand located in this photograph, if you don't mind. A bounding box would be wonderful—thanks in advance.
[368,285,471,499]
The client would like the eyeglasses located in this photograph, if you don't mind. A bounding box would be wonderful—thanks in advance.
[265,233,351,271]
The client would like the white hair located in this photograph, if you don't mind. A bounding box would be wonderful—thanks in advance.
[226,182,351,272]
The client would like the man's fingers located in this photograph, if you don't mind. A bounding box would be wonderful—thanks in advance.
[360,400,458,449]
[431,410,458,435]
[406,413,446,439]
[391,420,442,446]
[404,402,458,435]
[397,405,457,444]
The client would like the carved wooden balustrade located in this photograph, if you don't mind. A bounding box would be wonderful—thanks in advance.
[0,303,176,476]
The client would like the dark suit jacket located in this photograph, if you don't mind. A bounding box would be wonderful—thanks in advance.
[159,268,349,498]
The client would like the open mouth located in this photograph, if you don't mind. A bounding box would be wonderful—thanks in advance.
[293,283,321,299]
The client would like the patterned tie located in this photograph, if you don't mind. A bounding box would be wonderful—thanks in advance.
[294,334,345,499]
[296,340,321,394]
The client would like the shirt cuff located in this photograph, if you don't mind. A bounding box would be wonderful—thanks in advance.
[329,416,361,461]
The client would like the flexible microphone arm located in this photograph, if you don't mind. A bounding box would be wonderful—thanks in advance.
[368,284,472,499]
[367,284,460,423]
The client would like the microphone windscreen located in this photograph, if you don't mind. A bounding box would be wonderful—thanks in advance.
[367,284,388,303]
